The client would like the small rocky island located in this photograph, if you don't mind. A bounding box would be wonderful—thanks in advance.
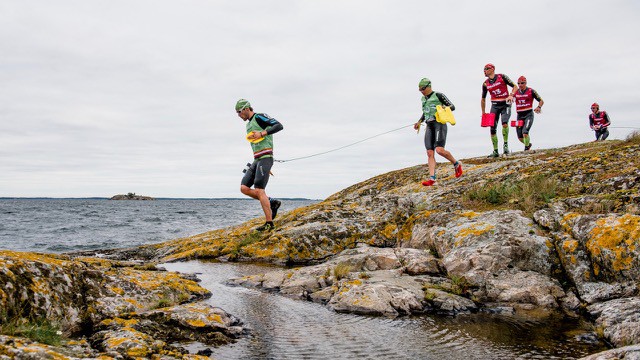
[110,192,155,200]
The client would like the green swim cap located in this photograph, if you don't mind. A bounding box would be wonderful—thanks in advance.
[418,78,431,89]
[235,99,251,111]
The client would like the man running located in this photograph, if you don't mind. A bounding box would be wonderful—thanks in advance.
[589,102,611,141]
[236,99,284,231]
[481,63,516,157]
[413,77,463,186]
[512,76,544,151]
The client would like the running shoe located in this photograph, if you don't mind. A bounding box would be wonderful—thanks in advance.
[488,150,499,158]
[256,222,275,232]
[524,143,532,151]
[503,144,510,155]
[421,178,436,186]
[270,198,281,219]
[454,162,463,178]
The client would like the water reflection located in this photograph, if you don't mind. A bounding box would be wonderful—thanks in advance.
[162,261,607,360]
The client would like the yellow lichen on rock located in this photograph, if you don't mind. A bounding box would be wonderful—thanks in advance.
[186,319,206,327]
[456,223,495,239]
[587,214,640,272]
[459,211,479,218]
[381,223,397,238]
[562,239,579,254]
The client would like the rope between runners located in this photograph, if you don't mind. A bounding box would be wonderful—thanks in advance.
[275,123,415,163]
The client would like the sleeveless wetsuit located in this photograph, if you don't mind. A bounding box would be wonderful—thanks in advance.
[419,92,455,150]
[241,113,283,189]
[482,74,515,135]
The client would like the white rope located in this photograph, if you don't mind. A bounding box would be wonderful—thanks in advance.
[275,123,415,163]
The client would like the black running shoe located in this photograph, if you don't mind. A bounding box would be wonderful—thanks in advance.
[256,222,275,232]
[524,143,532,151]
[270,198,281,219]
[487,150,499,158]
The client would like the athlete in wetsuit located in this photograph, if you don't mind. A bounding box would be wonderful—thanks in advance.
[512,76,544,151]
[481,63,516,157]
[413,77,463,186]
[236,99,284,231]
[589,103,611,141]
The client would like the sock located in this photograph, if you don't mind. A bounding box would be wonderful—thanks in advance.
[491,135,498,150]
[502,126,509,143]
[524,135,530,146]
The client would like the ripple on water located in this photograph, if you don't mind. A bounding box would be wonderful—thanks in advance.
[161,261,607,360]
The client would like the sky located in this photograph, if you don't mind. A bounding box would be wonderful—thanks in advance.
[1,0,639,199]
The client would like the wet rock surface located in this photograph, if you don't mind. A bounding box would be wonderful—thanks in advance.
[0,251,244,359]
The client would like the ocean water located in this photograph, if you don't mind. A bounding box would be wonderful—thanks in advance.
[0,198,317,253]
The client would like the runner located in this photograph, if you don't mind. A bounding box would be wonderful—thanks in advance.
[413,78,463,186]
[481,63,516,157]
[236,99,284,231]
[512,76,544,151]
[589,103,611,141]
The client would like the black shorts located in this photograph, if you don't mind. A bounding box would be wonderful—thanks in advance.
[423,121,447,150]
[516,110,534,135]
[490,102,512,134]
[241,157,274,189]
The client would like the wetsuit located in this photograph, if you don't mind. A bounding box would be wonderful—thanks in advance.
[482,74,515,135]
[589,111,611,141]
[514,87,543,139]
[241,113,284,189]
[418,92,455,150]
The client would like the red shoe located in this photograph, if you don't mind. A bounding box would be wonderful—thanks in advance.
[454,162,463,178]
[421,179,436,186]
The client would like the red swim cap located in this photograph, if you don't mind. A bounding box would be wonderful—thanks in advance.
[484,63,495,70]
[518,76,527,83]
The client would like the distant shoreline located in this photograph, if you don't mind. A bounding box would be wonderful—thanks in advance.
[0,197,320,201]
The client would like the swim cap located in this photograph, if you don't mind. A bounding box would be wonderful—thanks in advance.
[418,78,431,89]
[591,102,599,109]
[235,99,251,111]
[518,76,527,83]
[484,63,495,70]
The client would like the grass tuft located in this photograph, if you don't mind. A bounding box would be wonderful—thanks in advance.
[333,263,352,280]
[623,130,640,145]
[0,312,64,346]
[463,174,561,215]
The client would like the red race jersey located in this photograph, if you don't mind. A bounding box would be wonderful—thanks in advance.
[484,74,510,102]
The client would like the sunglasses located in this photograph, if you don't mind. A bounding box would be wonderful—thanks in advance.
[419,85,430,91]
[591,107,598,109]
[518,82,526,84]
[484,67,492,70]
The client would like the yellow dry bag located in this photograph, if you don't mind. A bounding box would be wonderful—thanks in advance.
[435,105,456,126]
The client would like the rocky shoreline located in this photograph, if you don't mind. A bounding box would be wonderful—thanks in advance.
[1,137,639,359]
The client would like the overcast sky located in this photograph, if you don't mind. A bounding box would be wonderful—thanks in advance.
[1,0,638,199]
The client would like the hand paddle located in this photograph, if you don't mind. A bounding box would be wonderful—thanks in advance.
[246,133,265,144]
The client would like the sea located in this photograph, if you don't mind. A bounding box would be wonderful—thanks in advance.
[0,198,317,253]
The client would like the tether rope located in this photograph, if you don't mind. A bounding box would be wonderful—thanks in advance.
[272,125,639,163]
[275,123,415,163]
